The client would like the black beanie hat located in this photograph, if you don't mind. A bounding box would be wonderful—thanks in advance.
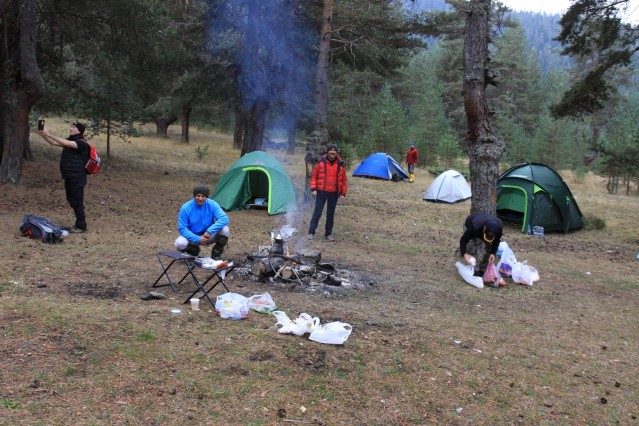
[326,143,338,152]
[193,184,210,197]
[72,121,85,135]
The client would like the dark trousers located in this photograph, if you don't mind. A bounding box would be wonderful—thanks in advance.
[65,177,87,230]
[309,190,339,237]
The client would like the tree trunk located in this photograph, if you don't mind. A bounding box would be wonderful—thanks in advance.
[241,97,267,156]
[233,110,244,150]
[181,103,192,144]
[311,0,332,148]
[463,0,504,215]
[106,119,112,158]
[0,0,45,184]
[305,0,333,200]
[153,115,177,138]
[239,0,267,156]
[287,120,297,155]
[23,121,34,161]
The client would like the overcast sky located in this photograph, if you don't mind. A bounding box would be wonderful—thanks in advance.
[501,0,639,22]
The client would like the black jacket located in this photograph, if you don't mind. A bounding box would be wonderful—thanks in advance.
[459,212,503,256]
[60,135,89,180]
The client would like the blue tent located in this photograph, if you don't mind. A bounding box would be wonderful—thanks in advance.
[352,152,409,181]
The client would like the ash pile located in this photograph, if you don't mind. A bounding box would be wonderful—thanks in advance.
[234,227,376,293]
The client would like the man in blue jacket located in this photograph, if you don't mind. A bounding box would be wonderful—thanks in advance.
[174,184,230,259]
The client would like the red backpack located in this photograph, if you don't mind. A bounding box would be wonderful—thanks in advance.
[84,142,101,174]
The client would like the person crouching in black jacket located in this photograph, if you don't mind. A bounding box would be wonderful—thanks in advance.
[37,121,90,233]
[459,212,503,276]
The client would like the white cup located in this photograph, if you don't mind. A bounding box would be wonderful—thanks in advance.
[190,298,200,311]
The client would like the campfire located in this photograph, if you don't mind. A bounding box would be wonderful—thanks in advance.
[242,227,354,288]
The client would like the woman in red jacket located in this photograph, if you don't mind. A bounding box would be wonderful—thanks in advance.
[308,144,348,241]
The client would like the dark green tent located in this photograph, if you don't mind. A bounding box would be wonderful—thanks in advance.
[497,162,583,233]
[212,151,296,215]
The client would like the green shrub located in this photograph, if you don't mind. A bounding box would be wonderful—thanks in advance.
[583,214,606,230]
[194,145,210,162]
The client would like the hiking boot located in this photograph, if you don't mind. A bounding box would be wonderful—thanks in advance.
[211,235,228,260]
[69,226,86,233]
[183,243,200,257]
[325,235,335,241]
[307,233,314,240]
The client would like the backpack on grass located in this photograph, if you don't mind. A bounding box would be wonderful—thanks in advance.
[19,215,66,244]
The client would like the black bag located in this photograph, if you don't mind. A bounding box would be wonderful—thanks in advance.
[19,215,66,244]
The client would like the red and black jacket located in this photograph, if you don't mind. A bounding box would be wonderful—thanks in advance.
[310,155,348,196]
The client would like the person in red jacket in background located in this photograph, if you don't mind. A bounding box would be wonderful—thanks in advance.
[308,144,348,241]
[405,141,419,183]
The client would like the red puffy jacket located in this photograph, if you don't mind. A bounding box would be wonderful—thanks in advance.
[405,147,418,165]
[311,155,348,196]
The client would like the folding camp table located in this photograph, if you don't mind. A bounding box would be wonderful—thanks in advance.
[152,250,198,293]
[152,250,234,308]
[182,261,235,309]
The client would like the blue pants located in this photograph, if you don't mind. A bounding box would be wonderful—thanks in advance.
[308,191,339,237]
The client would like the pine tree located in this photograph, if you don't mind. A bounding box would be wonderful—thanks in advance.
[363,83,409,161]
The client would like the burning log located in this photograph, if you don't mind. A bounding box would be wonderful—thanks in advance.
[251,257,289,277]
[324,274,342,286]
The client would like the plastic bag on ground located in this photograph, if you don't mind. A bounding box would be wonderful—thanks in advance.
[456,261,484,289]
[215,292,249,320]
[497,245,517,277]
[482,263,501,287]
[309,321,353,345]
[497,241,509,257]
[272,310,292,327]
[247,292,277,313]
[511,261,540,286]
[275,312,319,336]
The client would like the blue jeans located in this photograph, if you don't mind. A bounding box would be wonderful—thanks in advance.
[308,191,339,236]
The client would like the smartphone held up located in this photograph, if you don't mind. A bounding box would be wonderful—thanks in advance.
[37,119,45,131]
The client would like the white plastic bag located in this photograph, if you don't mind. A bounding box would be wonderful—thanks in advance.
[497,241,509,257]
[215,292,249,320]
[274,312,319,336]
[272,310,292,327]
[455,261,484,289]
[247,292,277,313]
[497,245,517,277]
[309,321,353,345]
[511,261,540,286]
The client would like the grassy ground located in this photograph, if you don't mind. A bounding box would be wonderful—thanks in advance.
[0,119,638,425]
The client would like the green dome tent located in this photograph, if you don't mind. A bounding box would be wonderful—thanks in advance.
[212,151,296,215]
[497,162,583,233]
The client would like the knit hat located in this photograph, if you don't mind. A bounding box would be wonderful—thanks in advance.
[326,143,338,152]
[72,121,85,135]
[409,141,415,147]
[193,184,210,197]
